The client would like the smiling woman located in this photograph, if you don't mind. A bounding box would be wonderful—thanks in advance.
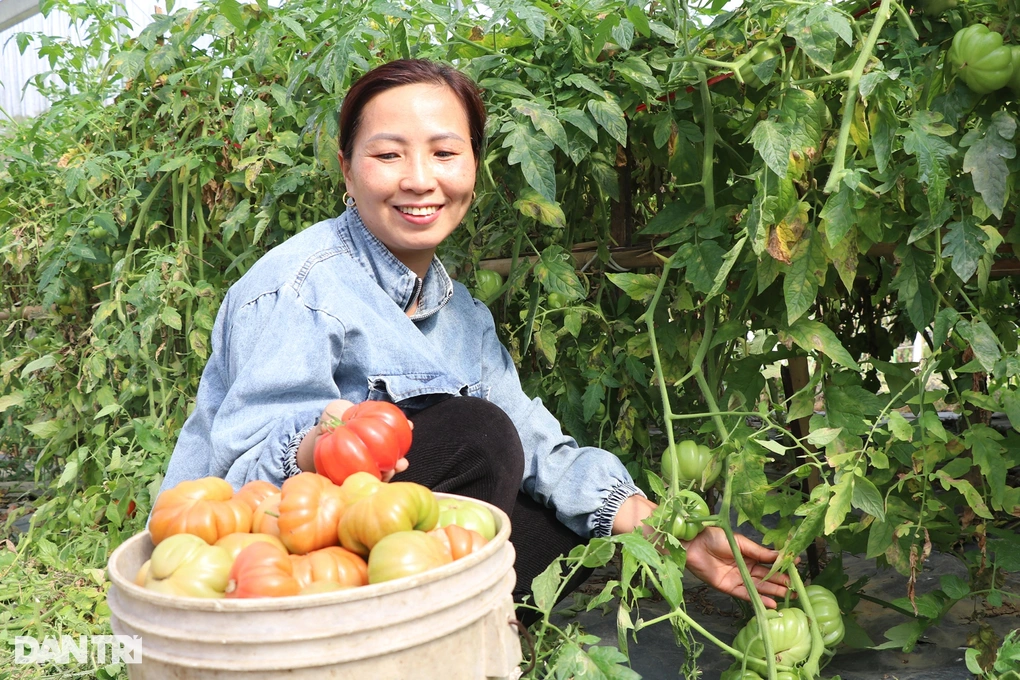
[158,58,792,621]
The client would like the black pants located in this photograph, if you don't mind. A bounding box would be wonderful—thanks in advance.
[392,396,593,622]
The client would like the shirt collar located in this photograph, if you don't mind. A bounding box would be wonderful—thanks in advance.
[337,207,454,320]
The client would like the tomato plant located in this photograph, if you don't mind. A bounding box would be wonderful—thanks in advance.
[668,490,711,541]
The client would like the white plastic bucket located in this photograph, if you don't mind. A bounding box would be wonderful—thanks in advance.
[106,494,522,679]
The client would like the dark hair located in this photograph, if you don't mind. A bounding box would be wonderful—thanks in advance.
[339,59,486,164]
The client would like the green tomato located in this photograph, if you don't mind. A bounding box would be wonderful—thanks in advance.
[661,440,722,490]
[1009,45,1020,95]
[720,669,762,680]
[367,530,452,584]
[473,269,503,302]
[668,489,711,541]
[948,24,1014,95]
[799,584,845,648]
[547,292,569,309]
[738,41,780,89]
[920,0,956,14]
[436,497,497,541]
[732,608,812,667]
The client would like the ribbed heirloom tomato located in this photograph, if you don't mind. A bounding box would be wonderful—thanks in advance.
[141,533,233,598]
[233,480,281,512]
[796,584,845,647]
[290,546,368,589]
[948,24,1014,94]
[214,532,288,561]
[149,477,252,545]
[225,542,300,598]
[338,481,439,556]
[277,472,348,554]
[428,524,488,560]
[435,497,497,540]
[314,401,413,484]
[367,530,453,584]
[732,608,812,666]
[662,440,722,490]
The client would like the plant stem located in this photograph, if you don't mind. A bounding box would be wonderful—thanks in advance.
[720,460,778,680]
[824,0,893,193]
[698,67,716,214]
[787,565,823,678]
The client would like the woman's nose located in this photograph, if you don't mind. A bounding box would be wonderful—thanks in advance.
[399,153,438,193]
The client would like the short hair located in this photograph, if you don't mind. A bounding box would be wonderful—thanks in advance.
[339,59,486,164]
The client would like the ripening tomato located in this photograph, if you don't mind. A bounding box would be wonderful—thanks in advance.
[251,493,282,538]
[214,532,288,561]
[143,533,233,598]
[435,497,497,540]
[234,480,280,512]
[428,524,488,560]
[225,542,300,598]
[277,473,347,555]
[289,546,368,589]
[149,477,252,545]
[314,401,413,485]
[732,608,812,667]
[367,531,453,584]
[338,482,439,556]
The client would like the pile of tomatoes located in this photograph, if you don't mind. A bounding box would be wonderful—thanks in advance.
[135,472,497,599]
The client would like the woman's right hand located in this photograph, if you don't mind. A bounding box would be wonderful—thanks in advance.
[296,399,410,481]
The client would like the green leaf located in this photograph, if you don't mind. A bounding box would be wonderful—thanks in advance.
[615,56,660,91]
[933,307,960,347]
[531,559,563,611]
[1002,388,1020,433]
[479,77,534,98]
[825,474,852,534]
[22,355,57,379]
[965,425,1006,509]
[639,197,699,235]
[940,574,971,600]
[57,451,80,488]
[503,121,556,201]
[707,236,746,299]
[942,216,987,283]
[935,471,993,519]
[583,382,605,421]
[787,5,845,71]
[851,476,886,522]
[0,393,26,413]
[558,108,599,142]
[513,188,565,228]
[160,306,183,330]
[890,247,935,332]
[956,319,1002,373]
[611,18,635,51]
[512,99,569,155]
[587,97,628,147]
[903,112,957,216]
[819,187,855,248]
[961,111,1017,219]
[27,419,62,439]
[563,73,604,97]
[218,0,245,30]
[886,411,913,441]
[730,445,769,528]
[874,620,926,652]
[784,228,826,324]
[607,273,660,303]
[867,519,894,558]
[614,532,661,567]
[783,318,860,370]
[750,119,790,177]
[679,240,725,294]
[582,539,617,568]
[807,427,843,447]
[534,245,585,298]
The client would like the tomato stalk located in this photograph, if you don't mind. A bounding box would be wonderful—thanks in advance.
[786,565,824,679]
[719,456,779,680]
[824,0,895,193]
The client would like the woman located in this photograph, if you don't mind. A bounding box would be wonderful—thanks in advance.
[160,59,792,614]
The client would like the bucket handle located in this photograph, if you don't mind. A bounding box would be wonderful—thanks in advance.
[508,618,536,675]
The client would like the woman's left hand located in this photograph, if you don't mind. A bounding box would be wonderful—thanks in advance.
[682,526,791,609]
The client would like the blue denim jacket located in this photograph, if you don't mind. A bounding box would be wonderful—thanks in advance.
[160,208,644,537]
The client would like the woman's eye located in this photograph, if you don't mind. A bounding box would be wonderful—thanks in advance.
[436,150,457,158]
[375,152,399,160]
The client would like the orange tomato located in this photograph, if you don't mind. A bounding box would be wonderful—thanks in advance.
[277,472,348,555]
[251,493,282,538]
[289,546,368,589]
[149,477,252,545]
[225,542,299,598]
[234,480,280,512]
[428,524,488,560]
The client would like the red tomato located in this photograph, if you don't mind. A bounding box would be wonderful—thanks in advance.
[314,401,413,484]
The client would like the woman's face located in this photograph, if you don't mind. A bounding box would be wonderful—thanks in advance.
[340,82,476,276]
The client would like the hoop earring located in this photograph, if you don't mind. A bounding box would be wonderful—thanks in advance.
[471,191,477,203]
[343,192,356,208]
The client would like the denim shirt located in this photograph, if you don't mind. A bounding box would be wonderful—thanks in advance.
[159,208,644,537]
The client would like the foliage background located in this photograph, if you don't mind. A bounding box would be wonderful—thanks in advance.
[1,0,1019,676]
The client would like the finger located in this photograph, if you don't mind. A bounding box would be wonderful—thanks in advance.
[748,564,790,587]
[734,533,782,564]
[730,585,779,610]
[394,458,409,473]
